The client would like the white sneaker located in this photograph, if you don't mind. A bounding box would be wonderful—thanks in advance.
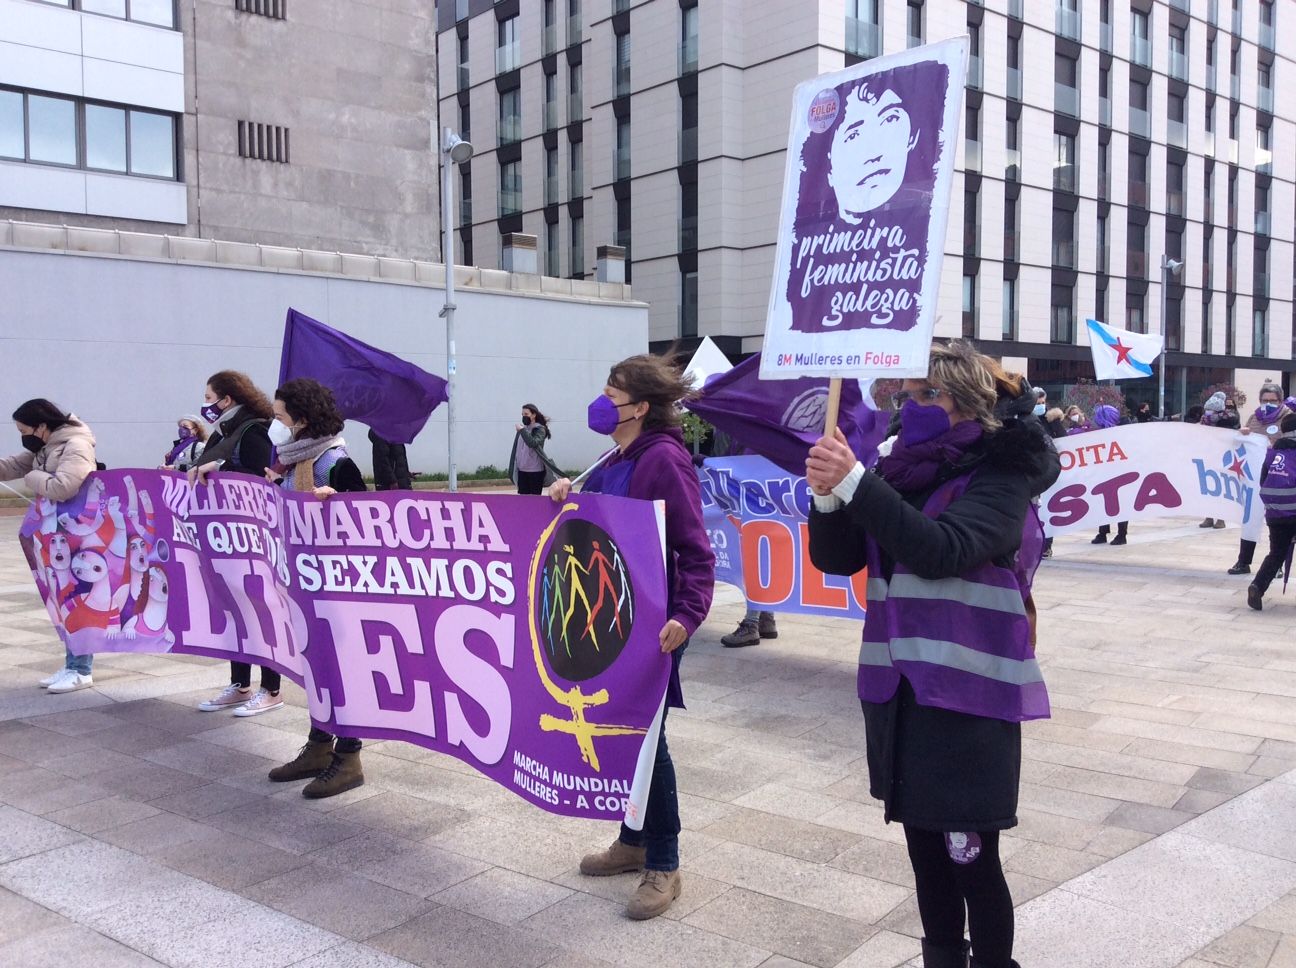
[198,683,253,712]
[39,668,69,688]
[232,688,284,717]
[47,672,93,694]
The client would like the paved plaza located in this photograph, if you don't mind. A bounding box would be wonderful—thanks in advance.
[2,512,1296,968]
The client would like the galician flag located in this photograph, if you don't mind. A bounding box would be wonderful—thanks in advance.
[1086,318,1163,381]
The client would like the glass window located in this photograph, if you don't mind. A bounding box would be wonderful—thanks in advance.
[0,89,22,159]
[906,0,923,48]
[129,110,174,177]
[85,103,127,172]
[1053,132,1076,192]
[1002,277,1017,339]
[81,0,127,17]
[130,0,175,27]
[27,94,77,166]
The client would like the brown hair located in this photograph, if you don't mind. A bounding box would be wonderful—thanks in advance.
[207,370,273,420]
[275,378,345,439]
[607,354,697,431]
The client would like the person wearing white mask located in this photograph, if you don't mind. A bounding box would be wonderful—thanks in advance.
[189,370,279,716]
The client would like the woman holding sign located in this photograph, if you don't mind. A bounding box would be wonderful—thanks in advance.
[263,378,370,798]
[806,341,1059,968]
[548,354,715,921]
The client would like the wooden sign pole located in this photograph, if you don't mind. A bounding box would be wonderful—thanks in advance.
[824,377,843,438]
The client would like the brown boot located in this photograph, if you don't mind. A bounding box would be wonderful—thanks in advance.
[302,750,364,799]
[268,737,334,782]
[626,869,681,920]
[579,838,646,876]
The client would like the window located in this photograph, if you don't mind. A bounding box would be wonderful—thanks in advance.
[84,104,125,172]
[1230,42,1240,100]
[680,183,698,251]
[28,93,77,166]
[498,88,521,145]
[544,71,559,130]
[1055,54,1079,117]
[48,0,176,29]
[497,16,520,74]
[1004,194,1018,261]
[1167,160,1185,216]
[1100,0,1112,51]
[615,32,631,97]
[615,117,630,180]
[1256,183,1271,235]
[1253,306,1268,357]
[543,0,557,54]
[1258,62,1274,114]
[569,63,583,122]
[460,168,472,226]
[1259,0,1275,50]
[499,159,521,216]
[546,220,560,276]
[1205,98,1216,156]
[1254,246,1269,297]
[1168,93,1186,148]
[847,0,882,60]
[458,35,470,92]
[906,0,923,48]
[1257,124,1273,174]
[967,22,982,89]
[459,101,471,143]
[1169,25,1188,81]
[1050,285,1074,343]
[1056,0,1080,41]
[1096,279,1108,326]
[1002,277,1017,339]
[1127,292,1145,334]
[568,0,582,46]
[962,272,978,338]
[544,146,559,206]
[1202,294,1213,352]
[680,5,699,73]
[568,139,582,199]
[234,0,285,20]
[1227,166,1237,227]
[1128,220,1147,278]
[1005,115,1020,181]
[680,91,698,164]
[1130,79,1150,139]
[1052,208,1075,268]
[1099,65,1111,126]
[680,270,698,336]
[963,188,979,256]
[0,90,24,160]
[130,110,176,176]
[1226,298,1236,355]
[965,103,980,172]
[1129,150,1149,208]
[1098,138,1110,199]
[1096,212,1108,274]
[1203,225,1215,289]
[1053,132,1076,192]
[1204,160,1215,221]
[1007,34,1022,101]
[570,213,584,276]
[1131,10,1151,67]
[1206,35,1216,89]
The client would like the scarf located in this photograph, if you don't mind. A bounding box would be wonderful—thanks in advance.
[276,434,345,491]
[875,419,984,493]
[164,437,193,465]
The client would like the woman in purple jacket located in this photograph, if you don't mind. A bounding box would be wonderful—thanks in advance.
[549,353,715,921]
[805,341,1059,968]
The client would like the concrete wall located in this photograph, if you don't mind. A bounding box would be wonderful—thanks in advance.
[0,247,648,477]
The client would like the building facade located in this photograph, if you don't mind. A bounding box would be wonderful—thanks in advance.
[1,0,441,258]
[438,0,1295,408]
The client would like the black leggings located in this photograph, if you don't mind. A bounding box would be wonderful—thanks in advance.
[230,661,280,693]
[905,826,1014,968]
[308,725,362,754]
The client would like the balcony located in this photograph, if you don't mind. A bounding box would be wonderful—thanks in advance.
[1099,95,1111,127]
[615,64,631,98]
[1055,84,1079,118]
[679,35,698,74]
[1131,37,1151,68]
[456,0,467,21]
[1005,148,1021,183]
[1169,0,1190,9]
[544,101,559,131]
[544,173,559,207]
[1128,251,1148,278]
[568,167,582,200]
[1228,137,1239,164]
[498,115,521,145]
[1168,119,1186,149]
[1009,0,1023,20]
[1257,148,1273,175]
[460,196,472,226]
[568,92,583,123]
[543,24,557,56]
[1260,21,1276,51]
[1056,6,1080,41]
[1169,50,1188,82]
[567,13,582,47]
[846,16,881,59]
[498,188,522,218]
[1259,86,1274,114]
[614,145,630,181]
[1130,107,1151,140]
[679,215,698,251]
[1130,180,1149,209]
[1053,239,1076,269]
[1209,0,1220,25]
[496,42,520,75]
[1231,73,1241,101]
[1007,66,1022,101]
[1053,162,1076,193]
[968,54,982,90]
[457,64,469,91]
[965,139,982,174]
[1004,231,1018,262]
[1100,22,1112,53]
[1257,211,1271,236]
[679,126,698,165]
[1168,189,1185,216]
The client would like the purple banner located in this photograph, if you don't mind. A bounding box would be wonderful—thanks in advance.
[19,472,670,824]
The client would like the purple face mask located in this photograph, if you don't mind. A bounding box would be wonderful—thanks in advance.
[588,395,634,435]
[899,398,951,446]
[200,401,227,425]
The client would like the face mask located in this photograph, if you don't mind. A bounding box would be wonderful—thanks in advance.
[522,415,533,426]
[898,398,951,446]
[587,395,636,435]
[177,424,195,440]
[1032,403,1046,417]
[21,434,43,454]
[1260,402,1280,418]
[201,400,227,425]
[268,420,294,447]
[1070,414,1082,423]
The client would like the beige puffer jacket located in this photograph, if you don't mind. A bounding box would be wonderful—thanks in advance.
[0,416,98,502]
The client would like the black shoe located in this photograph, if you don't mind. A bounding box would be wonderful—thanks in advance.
[921,939,970,968]
[721,620,760,648]
[1228,562,1251,575]
[1111,535,1127,546]
[1248,585,1263,611]
[1091,533,1108,544]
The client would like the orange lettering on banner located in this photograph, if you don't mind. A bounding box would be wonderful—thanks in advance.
[740,520,795,605]
[798,523,847,609]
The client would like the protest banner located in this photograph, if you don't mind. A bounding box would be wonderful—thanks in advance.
[19,471,669,825]
[1039,423,1268,541]
[699,456,867,620]
[761,39,967,382]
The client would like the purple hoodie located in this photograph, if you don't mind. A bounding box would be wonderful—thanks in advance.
[585,427,715,636]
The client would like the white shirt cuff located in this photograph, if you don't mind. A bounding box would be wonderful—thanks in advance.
[813,493,844,512]
[832,462,866,503]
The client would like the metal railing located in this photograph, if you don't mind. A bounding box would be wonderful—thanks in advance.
[498,189,522,217]
[615,64,631,98]
[545,174,559,207]
[1005,148,1021,183]
[1260,21,1276,51]
[1053,162,1076,193]
[498,115,521,145]
[1056,6,1080,41]
[543,24,557,56]
[679,127,698,165]
[458,64,469,91]
[544,101,559,131]
[1007,66,1021,101]
[679,35,698,74]
[1168,119,1187,149]
[568,92,583,123]
[965,140,982,174]
[846,16,881,59]
[1054,84,1079,119]
[1130,107,1151,139]
[967,54,982,89]
[614,145,630,181]
[496,42,520,75]
[568,13,582,47]
[1169,50,1188,81]
[1259,86,1274,114]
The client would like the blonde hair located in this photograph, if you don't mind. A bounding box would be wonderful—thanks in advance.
[927,340,1018,432]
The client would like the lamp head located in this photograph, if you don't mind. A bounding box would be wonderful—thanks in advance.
[1165,257,1183,274]
[444,132,474,164]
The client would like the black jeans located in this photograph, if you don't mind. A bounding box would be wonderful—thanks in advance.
[230,661,280,693]
[1252,519,1296,595]
[308,725,362,754]
[516,470,546,495]
[905,825,1014,967]
[617,709,679,871]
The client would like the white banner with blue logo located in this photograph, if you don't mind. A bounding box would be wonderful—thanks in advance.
[1039,424,1268,541]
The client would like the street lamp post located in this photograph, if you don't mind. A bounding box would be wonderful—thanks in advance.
[1158,254,1183,419]
[440,128,473,492]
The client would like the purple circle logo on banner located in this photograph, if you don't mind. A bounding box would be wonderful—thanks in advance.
[808,89,840,133]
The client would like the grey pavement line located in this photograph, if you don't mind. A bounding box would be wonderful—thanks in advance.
[1007,766,1296,968]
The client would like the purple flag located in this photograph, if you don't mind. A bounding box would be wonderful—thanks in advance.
[685,353,884,474]
[279,309,448,445]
